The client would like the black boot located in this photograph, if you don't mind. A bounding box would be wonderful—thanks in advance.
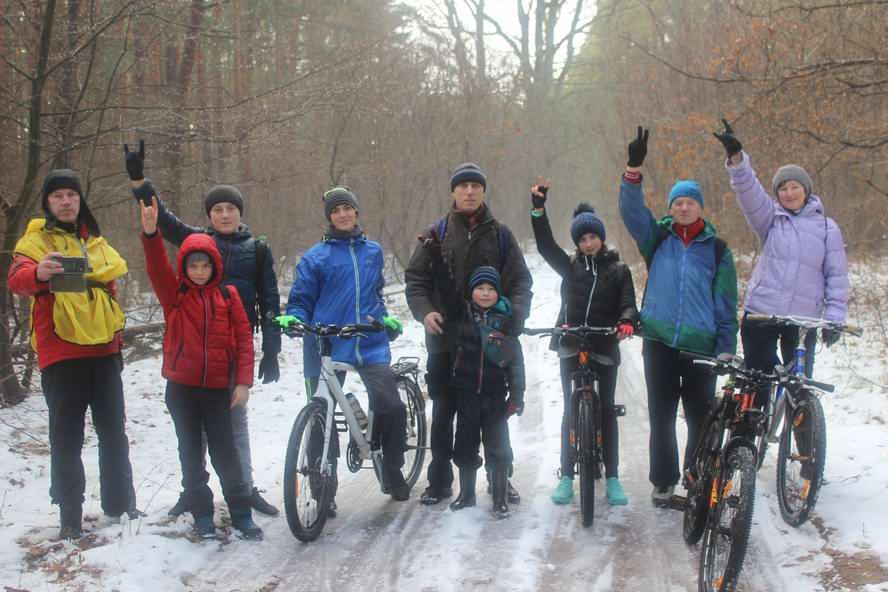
[491,466,510,519]
[230,507,263,540]
[59,504,83,540]
[419,484,453,505]
[507,481,521,504]
[449,468,477,511]
[250,487,280,517]
[387,469,410,502]
[168,492,189,517]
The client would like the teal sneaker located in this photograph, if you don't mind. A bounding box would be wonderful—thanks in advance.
[606,477,628,506]
[551,476,575,505]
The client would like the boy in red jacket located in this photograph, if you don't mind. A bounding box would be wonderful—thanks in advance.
[140,197,262,540]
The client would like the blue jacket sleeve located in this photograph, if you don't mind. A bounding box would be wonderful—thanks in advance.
[618,177,661,263]
[286,250,320,324]
[131,179,198,247]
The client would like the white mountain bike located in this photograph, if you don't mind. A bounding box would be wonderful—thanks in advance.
[282,319,427,542]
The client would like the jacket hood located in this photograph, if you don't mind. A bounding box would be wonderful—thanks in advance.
[176,233,224,289]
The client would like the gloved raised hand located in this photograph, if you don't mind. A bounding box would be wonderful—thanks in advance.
[123,139,145,181]
[627,126,649,167]
[257,352,280,384]
[615,321,635,341]
[531,176,549,209]
[275,314,303,329]
[419,230,443,261]
[822,328,841,348]
[713,118,743,158]
[383,315,403,341]
[506,394,525,418]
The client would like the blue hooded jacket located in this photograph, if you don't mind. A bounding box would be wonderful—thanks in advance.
[287,228,390,368]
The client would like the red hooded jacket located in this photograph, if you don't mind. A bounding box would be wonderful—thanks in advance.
[143,231,254,388]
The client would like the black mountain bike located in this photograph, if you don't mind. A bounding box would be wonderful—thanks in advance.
[679,352,773,592]
[524,325,625,527]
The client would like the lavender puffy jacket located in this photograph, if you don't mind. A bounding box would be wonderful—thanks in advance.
[726,152,849,322]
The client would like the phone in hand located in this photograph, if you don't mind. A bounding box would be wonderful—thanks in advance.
[52,256,88,273]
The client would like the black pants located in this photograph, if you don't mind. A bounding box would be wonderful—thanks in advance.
[642,339,716,488]
[165,381,250,517]
[559,356,620,479]
[452,390,513,470]
[425,350,458,489]
[41,356,136,513]
[307,364,406,471]
[741,313,817,407]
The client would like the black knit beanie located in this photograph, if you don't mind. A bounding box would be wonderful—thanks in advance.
[450,163,487,192]
[204,185,244,216]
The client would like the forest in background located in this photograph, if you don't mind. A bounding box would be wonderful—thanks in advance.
[2,0,887,404]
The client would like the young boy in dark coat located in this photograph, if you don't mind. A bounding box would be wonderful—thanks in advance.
[530,178,639,506]
[140,197,263,540]
[422,233,525,518]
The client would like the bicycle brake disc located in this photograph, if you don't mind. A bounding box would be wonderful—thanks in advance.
[346,440,363,473]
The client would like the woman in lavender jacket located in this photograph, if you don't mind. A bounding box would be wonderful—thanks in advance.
[713,120,849,390]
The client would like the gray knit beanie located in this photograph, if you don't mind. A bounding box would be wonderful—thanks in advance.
[772,165,812,197]
[322,186,359,220]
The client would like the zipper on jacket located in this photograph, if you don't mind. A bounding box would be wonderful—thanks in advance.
[476,309,486,393]
[583,256,598,325]
[348,239,364,365]
[201,288,209,386]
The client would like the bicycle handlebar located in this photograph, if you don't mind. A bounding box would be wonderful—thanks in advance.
[523,325,616,337]
[279,318,385,339]
[745,313,862,337]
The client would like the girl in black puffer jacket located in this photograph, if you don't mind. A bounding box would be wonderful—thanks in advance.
[530,179,639,507]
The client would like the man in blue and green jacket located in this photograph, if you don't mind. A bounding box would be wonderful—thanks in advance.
[618,127,738,506]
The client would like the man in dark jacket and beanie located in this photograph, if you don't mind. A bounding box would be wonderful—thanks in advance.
[8,169,141,539]
[124,140,280,517]
[405,163,533,505]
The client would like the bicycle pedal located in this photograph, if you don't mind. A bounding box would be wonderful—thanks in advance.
[668,495,688,511]
[614,404,627,417]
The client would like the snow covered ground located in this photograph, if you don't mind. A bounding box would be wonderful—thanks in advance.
[1,253,886,591]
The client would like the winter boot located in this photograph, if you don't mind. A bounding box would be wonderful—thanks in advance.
[449,468,477,511]
[387,469,410,502]
[651,485,674,507]
[327,500,338,519]
[606,477,629,506]
[486,468,521,504]
[419,485,453,505]
[230,507,263,540]
[106,499,147,520]
[490,467,510,519]
[551,476,575,505]
[249,487,279,517]
[59,504,83,540]
[192,514,216,539]
[168,492,189,517]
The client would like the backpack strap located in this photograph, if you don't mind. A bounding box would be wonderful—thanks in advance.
[437,214,512,265]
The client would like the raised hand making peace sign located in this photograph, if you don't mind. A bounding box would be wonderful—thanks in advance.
[627,126,649,168]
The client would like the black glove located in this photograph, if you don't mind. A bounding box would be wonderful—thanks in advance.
[627,126,649,167]
[822,328,841,349]
[257,352,280,384]
[531,184,548,209]
[713,118,743,158]
[420,230,443,262]
[506,395,525,417]
[123,139,145,181]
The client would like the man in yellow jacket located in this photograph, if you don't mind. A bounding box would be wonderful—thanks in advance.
[7,169,140,540]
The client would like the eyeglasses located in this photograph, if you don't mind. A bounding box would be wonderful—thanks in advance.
[322,186,351,202]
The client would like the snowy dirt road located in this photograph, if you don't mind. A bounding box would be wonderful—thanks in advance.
[2,256,886,591]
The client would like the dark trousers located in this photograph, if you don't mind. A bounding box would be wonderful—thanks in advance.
[307,364,406,471]
[165,381,250,517]
[426,351,458,489]
[559,356,620,479]
[41,356,135,513]
[452,390,513,470]
[642,339,716,488]
[741,313,817,407]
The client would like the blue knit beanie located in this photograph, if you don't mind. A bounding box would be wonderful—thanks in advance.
[468,266,501,295]
[450,163,487,192]
[570,203,606,245]
[667,180,704,209]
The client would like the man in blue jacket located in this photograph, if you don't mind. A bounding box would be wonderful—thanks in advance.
[279,187,410,502]
[125,141,281,517]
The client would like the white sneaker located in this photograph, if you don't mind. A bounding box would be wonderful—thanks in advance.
[651,485,674,507]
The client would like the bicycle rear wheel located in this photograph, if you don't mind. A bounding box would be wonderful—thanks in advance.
[397,376,427,490]
[698,446,756,592]
[577,398,596,527]
[683,427,718,544]
[283,401,335,542]
[776,390,826,526]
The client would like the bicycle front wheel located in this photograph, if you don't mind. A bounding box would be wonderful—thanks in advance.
[776,390,826,526]
[577,398,597,527]
[698,446,756,592]
[283,401,335,542]
[683,431,717,545]
[397,376,427,490]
